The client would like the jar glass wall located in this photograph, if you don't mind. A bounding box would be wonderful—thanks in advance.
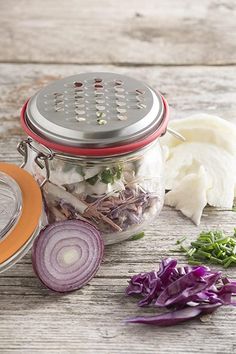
[25,138,165,245]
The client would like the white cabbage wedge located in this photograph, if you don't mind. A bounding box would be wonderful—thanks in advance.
[162,114,236,225]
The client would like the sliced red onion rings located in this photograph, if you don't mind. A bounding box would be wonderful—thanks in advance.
[32,220,104,293]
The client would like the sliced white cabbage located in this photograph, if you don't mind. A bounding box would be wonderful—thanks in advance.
[161,114,236,224]
[35,163,103,186]
[86,179,125,196]
[165,142,236,207]
[162,114,236,154]
[165,166,210,225]
[43,167,83,186]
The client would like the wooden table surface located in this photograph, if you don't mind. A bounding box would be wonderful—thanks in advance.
[1,1,236,353]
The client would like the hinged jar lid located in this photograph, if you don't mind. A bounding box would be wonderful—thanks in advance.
[0,163,42,272]
[21,72,169,156]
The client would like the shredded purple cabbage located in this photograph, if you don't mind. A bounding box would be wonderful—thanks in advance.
[91,187,158,232]
[43,185,158,234]
[125,258,236,326]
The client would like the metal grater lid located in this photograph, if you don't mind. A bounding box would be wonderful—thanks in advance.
[22,72,169,156]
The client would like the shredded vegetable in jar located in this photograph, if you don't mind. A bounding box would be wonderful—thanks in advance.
[28,139,165,244]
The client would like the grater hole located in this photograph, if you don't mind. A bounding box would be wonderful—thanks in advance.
[115,93,125,99]
[74,95,84,99]
[74,89,84,93]
[136,89,145,95]
[75,103,85,108]
[54,99,64,104]
[55,106,64,112]
[137,103,146,109]
[96,99,105,104]
[76,117,86,122]
[96,105,106,111]
[75,109,86,115]
[94,84,103,89]
[74,81,83,88]
[114,80,123,86]
[95,92,104,97]
[117,114,127,121]
[117,108,127,114]
[116,101,126,107]
[94,78,103,83]
[136,95,144,102]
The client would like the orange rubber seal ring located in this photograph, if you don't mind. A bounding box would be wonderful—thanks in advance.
[0,163,42,264]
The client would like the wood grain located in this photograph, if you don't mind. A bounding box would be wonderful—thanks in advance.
[1,0,236,65]
[1,63,236,144]
[0,207,236,354]
[0,63,236,353]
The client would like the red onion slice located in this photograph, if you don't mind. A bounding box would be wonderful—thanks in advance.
[32,220,104,293]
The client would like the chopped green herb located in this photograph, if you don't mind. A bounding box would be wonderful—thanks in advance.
[130,232,145,241]
[176,237,186,245]
[169,249,183,253]
[172,229,236,268]
[101,168,115,184]
[187,260,202,266]
[180,245,189,253]
[84,165,124,186]
[223,256,236,268]
[100,166,123,184]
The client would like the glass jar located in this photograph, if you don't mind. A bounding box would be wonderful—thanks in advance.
[20,137,165,245]
[19,72,170,245]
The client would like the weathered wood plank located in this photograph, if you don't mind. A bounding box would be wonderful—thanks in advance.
[1,63,236,144]
[1,0,236,65]
[0,63,236,353]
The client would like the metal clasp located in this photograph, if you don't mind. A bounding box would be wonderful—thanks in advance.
[34,152,54,188]
[166,128,186,142]
[17,138,54,188]
[17,139,30,168]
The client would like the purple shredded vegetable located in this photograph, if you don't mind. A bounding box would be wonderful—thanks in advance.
[125,258,236,326]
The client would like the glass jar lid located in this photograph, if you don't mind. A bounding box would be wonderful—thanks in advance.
[0,163,42,272]
[0,171,22,241]
[21,72,169,156]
